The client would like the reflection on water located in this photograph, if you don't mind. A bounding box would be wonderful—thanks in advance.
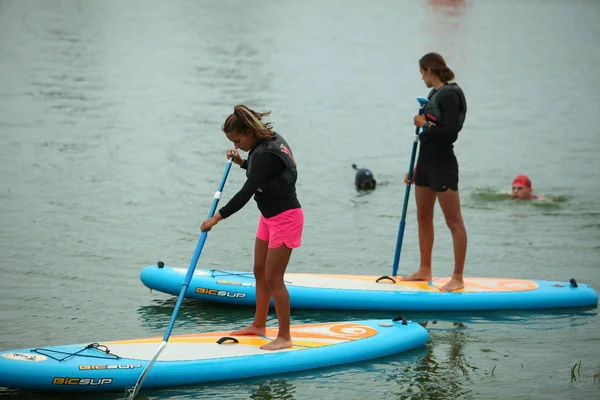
[428,0,467,15]
[249,379,296,400]
[425,0,469,70]
[376,320,472,400]
[0,388,127,400]
[136,298,258,333]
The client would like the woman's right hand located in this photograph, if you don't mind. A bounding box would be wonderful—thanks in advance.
[226,149,244,166]
[404,168,416,185]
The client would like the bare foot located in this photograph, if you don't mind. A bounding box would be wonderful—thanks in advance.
[230,324,266,336]
[260,336,293,351]
[440,277,464,292]
[398,269,432,281]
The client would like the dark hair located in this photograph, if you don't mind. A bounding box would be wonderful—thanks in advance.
[419,52,455,83]
[222,105,274,140]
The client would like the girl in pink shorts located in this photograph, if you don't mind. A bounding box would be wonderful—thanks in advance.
[201,105,303,351]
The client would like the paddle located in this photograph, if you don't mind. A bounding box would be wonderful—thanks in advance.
[129,158,233,399]
[391,97,429,277]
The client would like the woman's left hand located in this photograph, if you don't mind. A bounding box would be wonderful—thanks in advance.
[200,216,220,232]
[413,115,427,127]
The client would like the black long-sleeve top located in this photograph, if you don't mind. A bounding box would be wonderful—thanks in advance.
[218,153,300,219]
[419,89,462,163]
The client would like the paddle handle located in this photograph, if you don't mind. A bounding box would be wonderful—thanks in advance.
[392,97,429,277]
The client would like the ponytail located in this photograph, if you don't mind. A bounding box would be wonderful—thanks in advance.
[222,105,274,140]
[440,66,455,82]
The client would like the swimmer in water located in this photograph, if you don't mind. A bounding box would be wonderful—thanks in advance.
[511,175,549,200]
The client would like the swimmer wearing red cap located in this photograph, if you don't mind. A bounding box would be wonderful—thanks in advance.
[511,175,547,200]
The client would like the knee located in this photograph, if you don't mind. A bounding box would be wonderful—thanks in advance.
[445,216,465,232]
[417,210,434,224]
[253,264,266,281]
[265,275,284,291]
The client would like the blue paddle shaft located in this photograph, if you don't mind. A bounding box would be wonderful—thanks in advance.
[392,97,429,276]
[163,159,233,340]
[130,158,233,399]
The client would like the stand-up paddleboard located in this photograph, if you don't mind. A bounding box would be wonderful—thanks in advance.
[140,264,598,311]
[0,318,427,392]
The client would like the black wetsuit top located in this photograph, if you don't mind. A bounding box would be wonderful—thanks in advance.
[219,142,301,219]
[418,87,464,164]
[415,83,467,192]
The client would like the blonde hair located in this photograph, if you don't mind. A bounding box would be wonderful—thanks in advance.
[222,105,274,140]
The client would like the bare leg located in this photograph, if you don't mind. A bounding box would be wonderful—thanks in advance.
[437,189,467,291]
[231,238,269,335]
[399,185,436,281]
[260,244,293,350]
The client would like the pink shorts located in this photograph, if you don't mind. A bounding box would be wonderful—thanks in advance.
[256,208,304,249]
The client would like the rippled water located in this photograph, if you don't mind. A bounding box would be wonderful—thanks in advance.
[1,0,599,399]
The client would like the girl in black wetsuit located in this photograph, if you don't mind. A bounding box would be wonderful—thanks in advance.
[402,53,468,292]
[201,105,303,350]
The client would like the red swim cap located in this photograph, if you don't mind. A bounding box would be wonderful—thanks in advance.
[512,175,532,189]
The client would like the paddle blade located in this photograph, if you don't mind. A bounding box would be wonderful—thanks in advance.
[128,340,167,399]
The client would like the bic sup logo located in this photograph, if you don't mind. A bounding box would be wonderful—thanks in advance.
[52,377,113,386]
[195,287,247,298]
[79,364,142,370]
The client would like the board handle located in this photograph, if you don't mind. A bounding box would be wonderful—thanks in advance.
[569,278,578,287]
[375,276,396,283]
[216,337,240,344]
[393,316,408,325]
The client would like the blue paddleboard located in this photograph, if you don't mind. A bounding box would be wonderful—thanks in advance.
[140,265,598,311]
[0,318,428,392]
